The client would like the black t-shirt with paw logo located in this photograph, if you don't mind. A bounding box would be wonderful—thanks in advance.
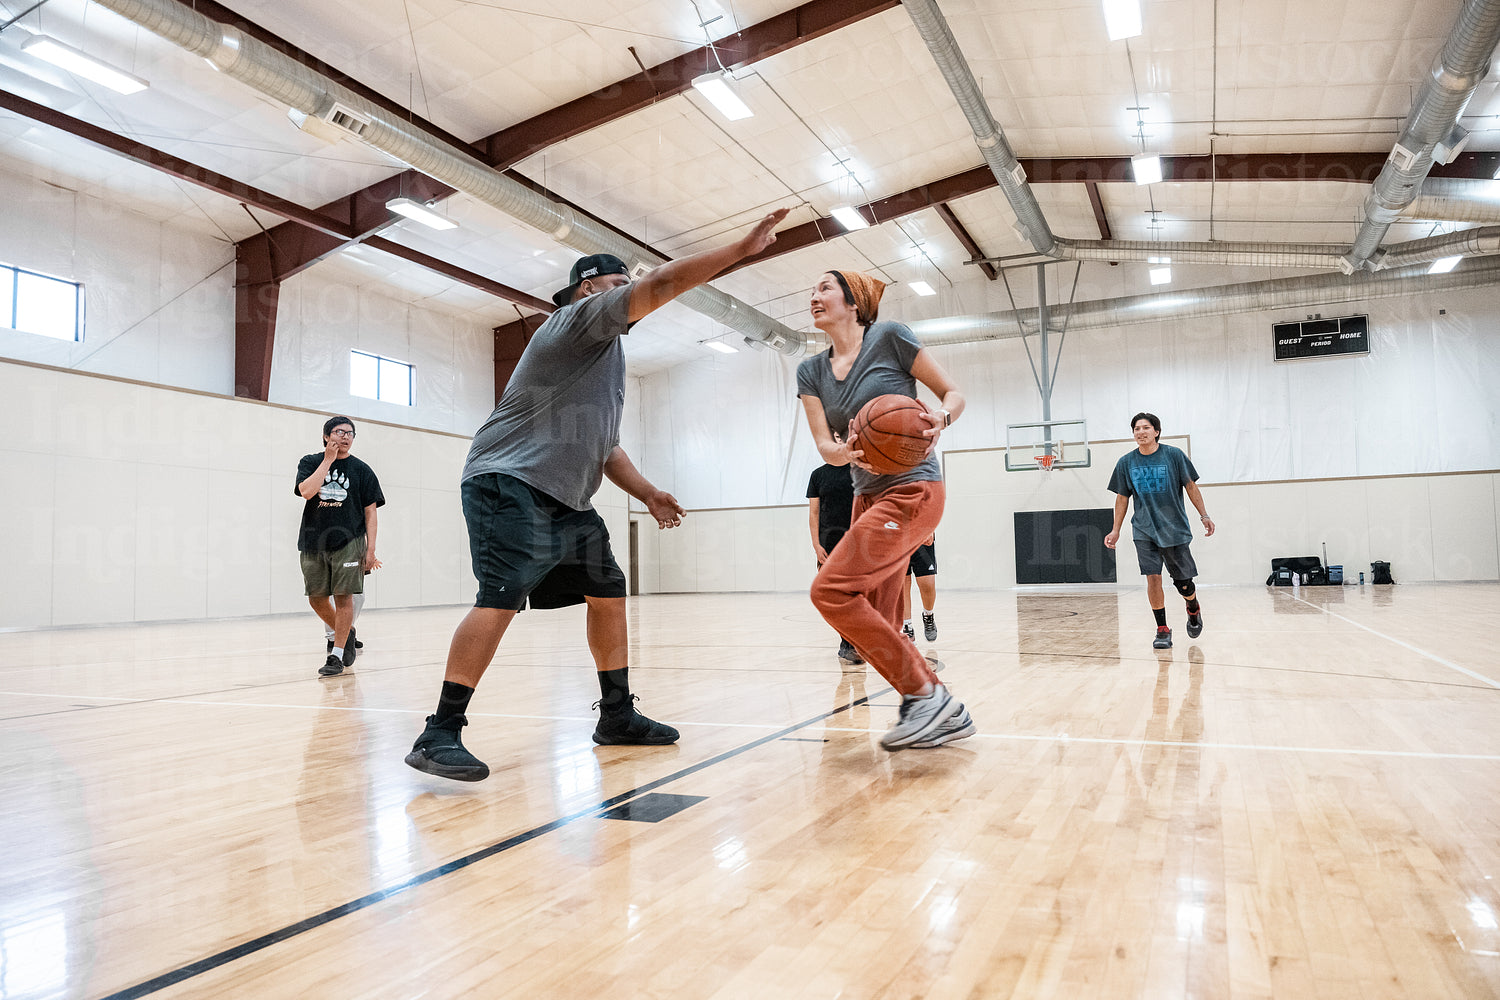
[295,454,386,552]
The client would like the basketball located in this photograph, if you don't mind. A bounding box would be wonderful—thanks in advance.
[850,394,931,475]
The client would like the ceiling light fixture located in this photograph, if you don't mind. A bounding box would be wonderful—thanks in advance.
[1428,256,1462,274]
[705,340,738,354]
[910,280,936,296]
[1149,265,1172,285]
[1131,153,1162,185]
[385,197,458,231]
[830,206,869,231]
[21,35,149,95]
[1102,0,1142,40]
[691,73,753,122]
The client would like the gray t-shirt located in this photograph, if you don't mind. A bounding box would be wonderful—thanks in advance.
[795,320,942,496]
[461,283,630,510]
[1107,443,1199,547]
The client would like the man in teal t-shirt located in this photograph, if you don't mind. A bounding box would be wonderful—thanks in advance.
[1104,412,1216,649]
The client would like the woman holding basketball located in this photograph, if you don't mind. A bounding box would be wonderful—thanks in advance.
[796,269,975,750]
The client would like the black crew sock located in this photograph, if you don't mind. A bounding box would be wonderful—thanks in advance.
[1153,607,1168,628]
[597,668,632,715]
[1186,597,1201,615]
[434,681,475,724]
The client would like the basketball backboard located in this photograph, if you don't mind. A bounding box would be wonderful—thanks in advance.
[1004,419,1091,471]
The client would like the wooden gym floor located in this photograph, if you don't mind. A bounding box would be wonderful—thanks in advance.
[2,583,1499,999]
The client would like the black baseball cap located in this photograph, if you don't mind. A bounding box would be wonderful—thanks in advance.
[552,253,630,307]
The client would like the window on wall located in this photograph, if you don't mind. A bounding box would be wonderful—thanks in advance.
[1,263,84,341]
[349,350,413,406]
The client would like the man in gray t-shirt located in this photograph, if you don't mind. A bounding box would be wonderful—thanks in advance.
[1104,412,1217,650]
[405,208,789,783]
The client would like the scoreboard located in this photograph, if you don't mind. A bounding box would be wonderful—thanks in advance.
[1273,314,1369,362]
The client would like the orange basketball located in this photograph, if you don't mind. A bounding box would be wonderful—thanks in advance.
[850,394,931,475]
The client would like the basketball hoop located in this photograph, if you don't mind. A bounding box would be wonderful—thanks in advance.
[1034,454,1056,474]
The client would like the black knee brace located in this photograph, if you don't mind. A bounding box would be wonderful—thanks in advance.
[1173,577,1196,598]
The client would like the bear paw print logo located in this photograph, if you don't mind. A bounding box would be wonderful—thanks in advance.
[320,469,350,502]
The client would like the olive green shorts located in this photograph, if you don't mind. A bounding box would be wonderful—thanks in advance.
[301,537,367,596]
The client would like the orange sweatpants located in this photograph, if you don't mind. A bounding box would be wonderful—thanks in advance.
[810,480,945,696]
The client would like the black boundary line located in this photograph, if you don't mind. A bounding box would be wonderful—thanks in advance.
[94,690,885,1000]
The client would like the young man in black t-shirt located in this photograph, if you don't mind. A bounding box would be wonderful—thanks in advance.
[296,416,385,676]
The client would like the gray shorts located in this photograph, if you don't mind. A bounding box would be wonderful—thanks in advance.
[301,537,366,596]
[1133,537,1197,580]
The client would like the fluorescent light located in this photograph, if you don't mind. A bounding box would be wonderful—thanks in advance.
[705,340,738,354]
[830,206,869,231]
[1131,153,1162,185]
[1102,0,1142,40]
[1148,255,1170,264]
[910,280,936,296]
[385,197,458,231]
[1428,256,1462,274]
[1149,266,1172,285]
[21,35,149,95]
[691,73,753,122]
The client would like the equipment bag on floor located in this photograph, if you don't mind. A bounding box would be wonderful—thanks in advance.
[1370,561,1394,584]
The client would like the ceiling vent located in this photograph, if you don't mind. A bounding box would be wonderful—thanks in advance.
[1389,142,1420,172]
[321,101,372,138]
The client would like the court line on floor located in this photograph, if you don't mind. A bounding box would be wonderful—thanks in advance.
[1287,592,1500,689]
[26,688,1495,764]
[91,689,885,1000]
[819,726,1500,761]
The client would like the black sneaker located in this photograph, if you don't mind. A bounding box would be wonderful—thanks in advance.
[405,714,489,781]
[922,612,937,642]
[318,653,344,676]
[902,622,916,643]
[1186,612,1203,639]
[342,628,357,667]
[593,697,680,746]
[326,636,335,653]
[1153,626,1173,649]
[354,636,364,649]
[836,639,864,666]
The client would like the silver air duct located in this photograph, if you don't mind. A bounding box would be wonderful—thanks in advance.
[908,257,1500,345]
[902,0,1500,273]
[1403,179,1500,224]
[89,0,811,355]
[1342,0,1500,272]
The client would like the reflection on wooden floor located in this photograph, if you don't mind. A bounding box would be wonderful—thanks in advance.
[3,584,1500,999]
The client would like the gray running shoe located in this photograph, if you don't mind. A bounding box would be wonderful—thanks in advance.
[922,612,937,642]
[911,703,976,748]
[880,685,957,750]
[1153,626,1173,649]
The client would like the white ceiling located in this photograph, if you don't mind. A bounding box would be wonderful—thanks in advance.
[0,0,1496,376]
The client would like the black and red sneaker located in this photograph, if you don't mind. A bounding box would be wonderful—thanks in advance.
[1186,611,1203,638]
[1153,626,1173,649]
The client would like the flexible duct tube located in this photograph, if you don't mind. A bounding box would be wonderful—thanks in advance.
[908,256,1500,345]
[1343,0,1500,270]
[90,0,811,354]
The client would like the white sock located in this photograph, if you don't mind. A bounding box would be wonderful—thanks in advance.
[331,646,345,659]
[904,619,913,629]
[325,628,335,638]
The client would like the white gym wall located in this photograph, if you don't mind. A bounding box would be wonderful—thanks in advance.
[2,164,1497,628]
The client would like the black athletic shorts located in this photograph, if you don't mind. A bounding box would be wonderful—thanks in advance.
[1133,537,1197,580]
[907,542,937,577]
[462,473,627,611]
